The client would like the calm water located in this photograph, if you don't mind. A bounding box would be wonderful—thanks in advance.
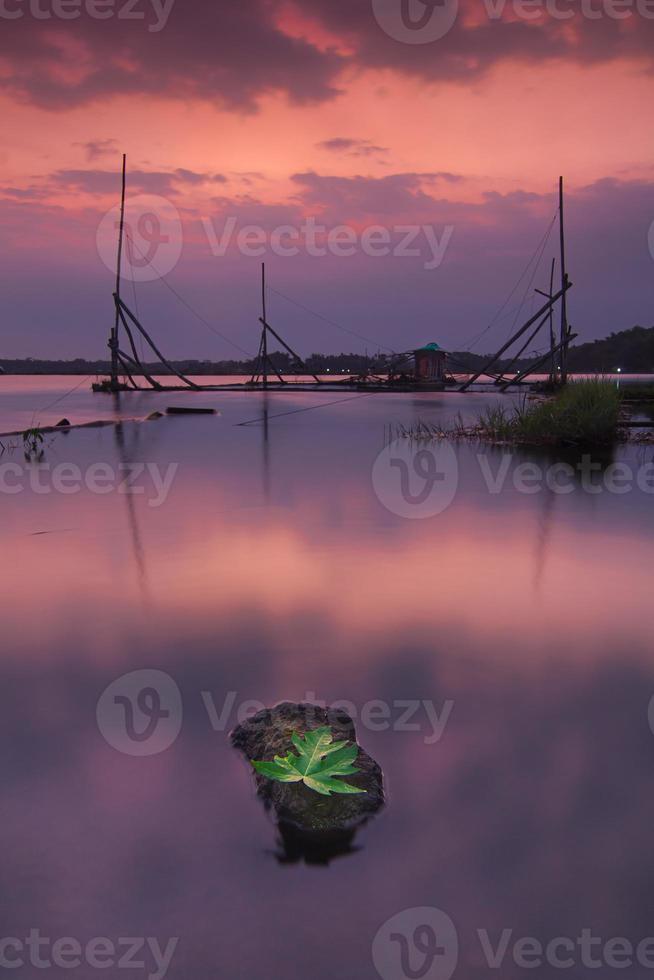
[2,376,654,979]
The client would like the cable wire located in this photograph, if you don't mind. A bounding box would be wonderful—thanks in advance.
[124,234,255,358]
[267,286,397,354]
[460,210,558,352]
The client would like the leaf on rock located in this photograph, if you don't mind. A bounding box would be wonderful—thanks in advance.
[252,726,367,796]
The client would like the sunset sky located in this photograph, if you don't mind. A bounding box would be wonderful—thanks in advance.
[2,0,653,359]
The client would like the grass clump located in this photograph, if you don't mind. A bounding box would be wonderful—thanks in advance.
[479,380,621,446]
[397,380,622,447]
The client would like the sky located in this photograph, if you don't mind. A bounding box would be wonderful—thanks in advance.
[1,0,653,360]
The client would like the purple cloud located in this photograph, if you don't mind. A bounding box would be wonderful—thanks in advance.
[2,0,653,114]
[0,1,344,111]
[19,168,232,198]
[291,171,461,220]
[318,138,390,158]
[74,139,119,161]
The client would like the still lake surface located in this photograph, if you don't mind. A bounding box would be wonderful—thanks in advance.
[2,376,654,979]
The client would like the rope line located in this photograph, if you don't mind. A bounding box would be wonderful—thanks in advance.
[236,392,375,426]
[266,286,396,354]
[500,217,556,347]
[460,210,558,352]
[123,234,255,358]
[125,231,146,364]
[31,375,93,424]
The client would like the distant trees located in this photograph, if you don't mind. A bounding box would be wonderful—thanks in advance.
[1,326,653,375]
[0,352,387,376]
[565,326,654,373]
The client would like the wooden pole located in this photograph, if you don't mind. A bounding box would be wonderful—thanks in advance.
[261,263,268,390]
[459,279,572,391]
[559,177,569,384]
[548,257,556,382]
[495,311,551,383]
[258,318,321,384]
[535,259,557,383]
[115,295,200,388]
[499,333,578,390]
[111,153,127,390]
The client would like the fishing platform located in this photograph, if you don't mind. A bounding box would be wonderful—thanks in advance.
[93,157,574,396]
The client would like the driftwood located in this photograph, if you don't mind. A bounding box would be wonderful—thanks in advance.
[165,406,217,415]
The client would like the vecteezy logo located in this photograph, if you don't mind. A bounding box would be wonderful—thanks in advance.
[371,0,459,43]
[96,194,183,282]
[372,439,458,518]
[647,694,654,737]
[96,669,183,756]
[372,907,459,980]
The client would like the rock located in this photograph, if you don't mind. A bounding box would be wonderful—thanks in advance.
[55,418,71,427]
[231,701,384,863]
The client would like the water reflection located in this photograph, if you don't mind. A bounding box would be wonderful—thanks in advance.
[532,486,556,592]
[1,387,654,980]
[114,416,151,603]
[261,390,271,504]
[275,822,363,865]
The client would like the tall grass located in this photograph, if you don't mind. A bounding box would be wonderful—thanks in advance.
[398,381,622,447]
[479,380,621,446]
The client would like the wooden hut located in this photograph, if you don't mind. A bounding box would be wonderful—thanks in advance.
[413,343,447,382]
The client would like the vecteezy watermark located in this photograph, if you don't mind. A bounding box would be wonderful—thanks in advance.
[372,0,459,43]
[97,674,455,756]
[372,0,654,44]
[202,216,455,271]
[0,461,178,507]
[0,931,178,979]
[373,908,654,978]
[373,907,459,980]
[202,691,454,746]
[372,440,459,519]
[646,694,654,737]
[373,444,654,518]
[96,670,183,757]
[473,929,654,970]
[0,0,175,31]
[482,0,654,20]
[97,194,182,282]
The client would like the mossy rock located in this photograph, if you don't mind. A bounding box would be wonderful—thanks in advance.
[231,702,384,861]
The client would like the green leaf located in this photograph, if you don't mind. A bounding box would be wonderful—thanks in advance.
[289,727,349,774]
[252,726,366,797]
[252,759,302,782]
[303,773,367,796]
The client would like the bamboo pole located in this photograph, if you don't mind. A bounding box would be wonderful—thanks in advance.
[261,263,268,390]
[495,311,551,383]
[111,154,127,390]
[559,177,569,383]
[258,318,321,384]
[535,258,557,384]
[499,332,578,390]
[548,257,556,382]
[116,303,163,389]
[459,278,572,391]
[114,295,200,389]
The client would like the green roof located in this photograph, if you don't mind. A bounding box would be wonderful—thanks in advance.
[416,342,441,352]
